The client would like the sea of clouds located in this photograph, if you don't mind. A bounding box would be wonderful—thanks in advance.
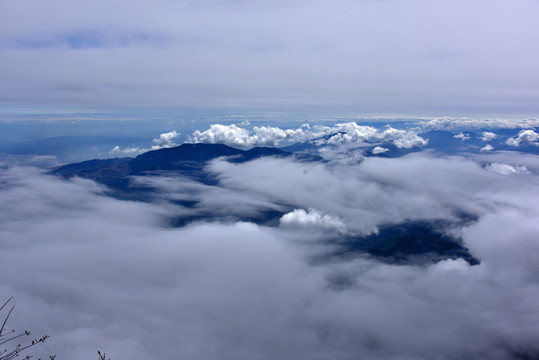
[2,121,539,360]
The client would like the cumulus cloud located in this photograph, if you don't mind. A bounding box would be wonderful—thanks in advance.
[109,130,180,155]
[189,122,427,150]
[109,145,144,155]
[454,132,471,141]
[380,126,428,148]
[318,123,378,145]
[2,146,539,360]
[151,130,180,149]
[279,208,348,234]
[189,123,329,147]
[372,146,389,154]
[481,131,497,141]
[191,124,263,147]
[480,144,494,152]
[506,129,539,147]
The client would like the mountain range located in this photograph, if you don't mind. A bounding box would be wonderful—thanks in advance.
[51,142,478,266]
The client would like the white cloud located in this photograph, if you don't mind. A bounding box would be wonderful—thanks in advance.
[472,151,539,174]
[421,118,539,130]
[481,131,497,141]
[279,208,348,234]
[207,153,531,235]
[109,130,180,155]
[189,122,377,147]
[486,163,531,175]
[190,124,255,147]
[454,132,471,141]
[189,122,426,150]
[480,144,494,152]
[3,147,539,360]
[0,154,59,169]
[506,129,539,147]
[151,130,180,149]
[109,145,145,155]
[321,123,378,145]
[380,127,428,148]
[372,146,389,154]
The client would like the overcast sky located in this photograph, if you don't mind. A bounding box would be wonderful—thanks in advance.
[1,0,539,116]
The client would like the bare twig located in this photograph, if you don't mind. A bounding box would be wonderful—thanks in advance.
[0,298,13,313]
[97,350,110,360]
[0,299,14,337]
[1,298,53,360]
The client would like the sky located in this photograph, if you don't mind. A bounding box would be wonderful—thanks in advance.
[1,0,539,116]
[2,1,539,359]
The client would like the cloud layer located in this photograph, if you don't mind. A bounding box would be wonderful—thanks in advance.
[2,145,539,359]
[2,0,539,114]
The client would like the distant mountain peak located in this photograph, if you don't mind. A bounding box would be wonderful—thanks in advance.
[51,142,322,190]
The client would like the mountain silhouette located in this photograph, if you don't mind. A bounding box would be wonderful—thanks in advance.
[52,143,320,188]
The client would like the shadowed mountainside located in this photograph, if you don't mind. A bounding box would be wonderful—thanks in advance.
[52,143,320,186]
[51,142,478,265]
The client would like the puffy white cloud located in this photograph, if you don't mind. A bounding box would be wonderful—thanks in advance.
[372,146,389,154]
[109,130,180,155]
[279,208,348,234]
[320,123,378,145]
[480,144,494,152]
[312,123,427,149]
[481,131,497,141]
[109,145,144,155]
[189,122,426,150]
[189,123,368,147]
[151,130,180,149]
[190,124,252,147]
[454,132,471,141]
[250,126,307,146]
[506,129,539,147]
[189,123,313,147]
[379,127,428,149]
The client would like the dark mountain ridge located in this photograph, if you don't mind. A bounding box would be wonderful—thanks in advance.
[52,143,320,186]
[127,143,244,174]
[50,142,478,266]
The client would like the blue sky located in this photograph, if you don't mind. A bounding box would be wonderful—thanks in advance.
[1,0,539,117]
